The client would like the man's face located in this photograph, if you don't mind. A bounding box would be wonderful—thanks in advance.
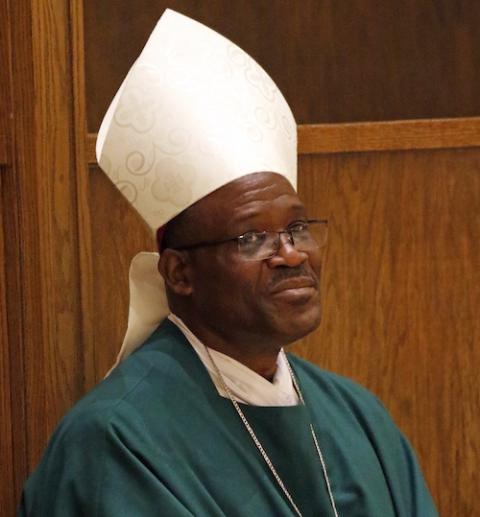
[179,172,323,348]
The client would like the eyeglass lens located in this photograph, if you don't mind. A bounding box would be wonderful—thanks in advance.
[239,222,328,261]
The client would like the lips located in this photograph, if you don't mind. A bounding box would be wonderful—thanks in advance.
[269,276,317,295]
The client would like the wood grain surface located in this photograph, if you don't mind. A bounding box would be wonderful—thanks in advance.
[3,1,31,510]
[88,165,154,376]
[22,0,84,467]
[0,0,10,166]
[294,148,480,516]
[0,0,14,509]
[4,2,85,509]
[70,0,97,391]
[0,134,7,165]
[0,167,16,517]
[84,0,480,128]
[0,2,26,508]
[298,118,480,154]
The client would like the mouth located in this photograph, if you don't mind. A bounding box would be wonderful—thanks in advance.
[269,276,317,294]
[273,286,317,303]
[268,277,318,304]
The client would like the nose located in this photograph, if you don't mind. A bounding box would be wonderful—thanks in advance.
[267,233,308,268]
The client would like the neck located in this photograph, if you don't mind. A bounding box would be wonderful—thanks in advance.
[212,347,279,381]
[174,313,280,381]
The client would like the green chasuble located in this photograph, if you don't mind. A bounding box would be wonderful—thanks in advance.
[19,320,438,516]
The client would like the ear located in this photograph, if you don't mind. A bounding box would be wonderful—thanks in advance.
[158,249,193,296]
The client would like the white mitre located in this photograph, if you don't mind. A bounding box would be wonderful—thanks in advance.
[96,9,297,365]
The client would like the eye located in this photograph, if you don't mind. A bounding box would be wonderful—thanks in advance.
[289,221,309,233]
[239,231,266,245]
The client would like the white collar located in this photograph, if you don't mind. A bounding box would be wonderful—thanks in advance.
[168,313,299,406]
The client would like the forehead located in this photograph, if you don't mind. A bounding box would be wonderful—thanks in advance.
[191,172,304,228]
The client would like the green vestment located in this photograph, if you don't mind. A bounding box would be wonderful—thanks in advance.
[19,320,437,516]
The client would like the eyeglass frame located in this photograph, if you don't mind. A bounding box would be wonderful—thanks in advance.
[166,219,328,260]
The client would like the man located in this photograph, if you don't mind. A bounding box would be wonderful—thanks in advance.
[19,10,437,516]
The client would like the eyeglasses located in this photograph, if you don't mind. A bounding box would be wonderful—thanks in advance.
[170,219,328,261]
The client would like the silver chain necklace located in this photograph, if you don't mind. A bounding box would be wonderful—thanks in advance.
[205,347,340,517]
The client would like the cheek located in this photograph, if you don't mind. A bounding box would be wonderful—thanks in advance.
[224,264,260,304]
[194,253,259,306]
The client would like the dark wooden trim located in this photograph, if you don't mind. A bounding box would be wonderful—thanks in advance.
[6,0,32,502]
[0,0,11,168]
[86,131,96,165]
[298,117,480,154]
[0,135,7,165]
[0,164,16,517]
[86,117,480,164]
[70,0,97,390]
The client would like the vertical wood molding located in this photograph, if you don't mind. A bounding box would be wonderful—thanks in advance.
[70,0,96,390]
[0,2,17,515]
[7,0,84,500]
[0,169,17,517]
[0,9,24,496]
[0,0,10,166]
[0,135,7,165]
[5,0,30,505]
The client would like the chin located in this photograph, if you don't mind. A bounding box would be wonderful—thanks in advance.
[269,302,322,345]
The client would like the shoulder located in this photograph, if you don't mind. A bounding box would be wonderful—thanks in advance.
[20,387,148,516]
[287,353,394,426]
[287,353,417,480]
[49,320,191,449]
[287,353,382,403]
[45,391,145,469]
[287,354,438,515]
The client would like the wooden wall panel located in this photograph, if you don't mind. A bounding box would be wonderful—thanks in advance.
[0,167,16,517]
[70,0,99,393]
[0,0,10,165]
[3,2,30,510]
[0,1,15,513]
[4,2,87,507]
[89,165,154,378]
[16,0,82,468]
[84,0,480,128]
[294,148,480,516]
[298,118,480,154]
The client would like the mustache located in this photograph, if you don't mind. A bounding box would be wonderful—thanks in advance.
[267,264,319,290]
